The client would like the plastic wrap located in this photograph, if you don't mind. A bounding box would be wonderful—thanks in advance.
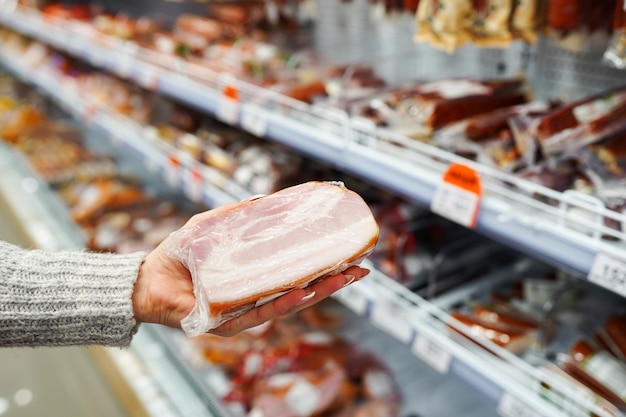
[511,0,547,44]
[533,86,626,157]
[166,181,379,336]
[414,0,474,53]
[470,0,515,48]
[604,1,626,69]
[351,78,528,139]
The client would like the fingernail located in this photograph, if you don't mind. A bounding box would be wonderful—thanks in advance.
[361,269,371,277]
[241,194,266,203]
[295,292,316,306]
[343,275,356,287]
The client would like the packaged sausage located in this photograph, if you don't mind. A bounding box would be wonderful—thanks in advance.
[604,1,626,69]
[598,315,626,359]
[511,0,547,44]
[574,119,626,210]
[470,0,514,48]
[449,311,537,354]
[534,86,626,157]
[547,0,584,41]
[567,339,626,406]
[414,0,474,53]
[166,181,379,336]
[353,77,528,139]
[539,361,623,417]
[472,303,539,331]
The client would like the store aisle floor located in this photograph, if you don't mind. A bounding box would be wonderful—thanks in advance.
[0,347,128,417]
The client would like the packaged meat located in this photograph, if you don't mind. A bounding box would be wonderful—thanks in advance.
[414,0,474,53]
[539,361,623,417]
[353,78,528,139]
[248,365,349,417]
[434,100,552,167]
[534,86,626,157]
[547,0,583,33]
[449,311,537,354]
[567,339,626,406]
[547,1,614,52]
[470,0,515,48]
[472,303,539,331]
[599,315,626,359]
[167,181,379,336]
[604,1,626,69]
[511,0,547,43]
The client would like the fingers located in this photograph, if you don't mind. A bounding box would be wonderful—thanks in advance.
[209,267,370,337]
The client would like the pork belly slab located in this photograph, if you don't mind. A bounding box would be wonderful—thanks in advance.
[176,181,379,335]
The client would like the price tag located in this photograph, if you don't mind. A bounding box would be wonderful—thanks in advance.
[412,333,452,374]
[217,85,240,125]
[588,253,626,297]
[164,153,180,187]
[370,302,413,344]
[241,104,268,137]
[498,393,543,417]
[184,166,204,203]
[431,163,481,228]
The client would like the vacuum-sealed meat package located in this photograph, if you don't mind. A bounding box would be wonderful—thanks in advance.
[167,181,379,336]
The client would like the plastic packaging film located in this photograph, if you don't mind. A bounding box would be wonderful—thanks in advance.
[166,181,380,336]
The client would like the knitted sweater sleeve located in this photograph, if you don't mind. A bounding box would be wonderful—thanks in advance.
[0,241,146,347]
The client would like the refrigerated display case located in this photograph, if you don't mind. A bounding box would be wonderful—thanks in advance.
[1,1,626,417]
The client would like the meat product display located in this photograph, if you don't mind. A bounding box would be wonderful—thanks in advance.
[534,86,626,156]
[605,0,626,69]
[511,0,546,43]
[470,0,515,47]
[167,181,379,336]
[567,339,626,406]
[353,77,528,139]
[600,315,626,359]
[414,0,474,53]
[449,311,537,354]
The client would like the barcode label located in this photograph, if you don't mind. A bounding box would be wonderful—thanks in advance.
[241,105,268,137]
[431,182,480,227]
[498,393,542,417]
[588,253,626,298]
[412,334,452,374]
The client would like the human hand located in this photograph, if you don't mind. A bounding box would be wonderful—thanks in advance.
[131,203,370,336]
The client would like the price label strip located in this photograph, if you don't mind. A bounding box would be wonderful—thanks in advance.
[164,153,181,188]
[498,393,543,417]
[184,166,204,203]
[217,84,240,125]
[588,253,626,298]
[370,302,414,344]
[431,163,482,228]
[412,333,452,374]
[241,104,268,137]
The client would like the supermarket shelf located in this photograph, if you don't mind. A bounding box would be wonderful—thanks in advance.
[0,90,616,417]
[1,8,625,417]
[0,54,249,210]
[2,7,625,292]
[334,261,623,417]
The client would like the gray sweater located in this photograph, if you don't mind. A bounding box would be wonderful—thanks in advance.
[0,241,146,347]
